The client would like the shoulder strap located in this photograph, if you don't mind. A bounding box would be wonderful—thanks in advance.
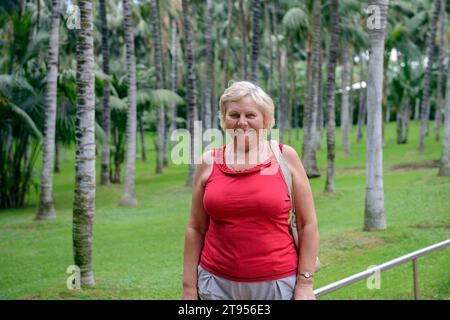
[269,140,296,225]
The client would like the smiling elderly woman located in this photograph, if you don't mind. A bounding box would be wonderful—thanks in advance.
[182,81,319,300]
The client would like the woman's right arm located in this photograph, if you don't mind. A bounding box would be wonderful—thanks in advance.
[182,151,213,300]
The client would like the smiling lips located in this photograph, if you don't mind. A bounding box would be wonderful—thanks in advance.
[234,128,256,135]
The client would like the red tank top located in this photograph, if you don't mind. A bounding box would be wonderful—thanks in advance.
[200,143,298,282]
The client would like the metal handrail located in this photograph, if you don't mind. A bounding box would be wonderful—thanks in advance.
[313,238,450,299]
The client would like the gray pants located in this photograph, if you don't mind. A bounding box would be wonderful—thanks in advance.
[197,265,296,300]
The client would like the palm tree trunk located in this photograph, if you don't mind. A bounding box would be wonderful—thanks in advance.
[165,18,178,163]
[54,141,60,173]
[204,0,214,135]
[139,116,147,162]
[356,53,366,142]
[239,0,248,80]
[36,0,60,220]
[435,0,446,142]
[280,45,289,143]
[341,46,351,155]
[303,0,321,178]
[120,0,138,206]
[364,0,388,231]
[169,19,178,133]
[99,0,111,185]
[418,0,441,151]
[414,98,420,121]
[182,0,197,187]
[250,0,261,84]
[223,0,233,88]
[272,3,283,142]
[438,44,450,176]
[324,0,340,193]
[302,32,312,157]
[396,96,409,144]
[150,0,165,174]
[315,47,323,151]
[264,0,273,95]
[73,0,95,287]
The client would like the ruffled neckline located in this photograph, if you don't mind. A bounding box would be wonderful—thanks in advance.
[217,144,275,175]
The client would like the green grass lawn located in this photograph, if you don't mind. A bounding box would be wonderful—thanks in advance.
[0,120,449,299]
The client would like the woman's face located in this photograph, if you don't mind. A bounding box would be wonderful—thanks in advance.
[224,95,265,148]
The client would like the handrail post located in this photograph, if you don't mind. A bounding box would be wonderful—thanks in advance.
[412,258,420,300]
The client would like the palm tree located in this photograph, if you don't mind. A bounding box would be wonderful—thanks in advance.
[324,0,340,193]
[36,0,60,220]
[418,0,441,151]
[303,0,321,178]
[239,0,248,80]
[150,0,165,174]
[356,53,367,142]
[341,45,352,155]
[250,0,261,84]
[223,0,233,88]
[264,0,273,95]
[99,0,111,185]
[73,0,95,287]
[438,44,450,176]
[204,0,214,133]
[182,0,197,187]
[168,18,178,134]
[435,0,446,141]
[364,0,389,231]
[119,0,138,206]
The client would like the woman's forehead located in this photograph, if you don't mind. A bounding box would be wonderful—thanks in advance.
[226,96,261,111]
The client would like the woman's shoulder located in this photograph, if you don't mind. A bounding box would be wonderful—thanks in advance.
[278,143,303,168]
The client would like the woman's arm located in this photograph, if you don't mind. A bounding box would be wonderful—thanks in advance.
[282,145,320,300]
[182,151,213,300]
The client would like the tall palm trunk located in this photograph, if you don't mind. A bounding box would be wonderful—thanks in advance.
[150,0,165,174]
[264,0,273,95]
[324,0,340,193]
[315,47,323,150]
[250,0,261,84]
[303,0,321,178]
[99,0,111,185]
[119,0,138,206]
[364,0,389,231]
[341,46,351,155]
[36,0,60,220]
[414,98,420,120]
[239,0,248,80]
[435,0,446,141]
[438,44,450,176]
[170,19,178,132]
[418,0,441,151]
[396,95,410,144]
[223,0,233,88]
[272,3,283,142]
[73,0,95,287]
[204,0,214,133]
[166,18,178,158]
[280,45,289,142]
[356,53,366,142]
[182,0,197,186]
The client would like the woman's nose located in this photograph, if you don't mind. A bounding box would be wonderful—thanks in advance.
[237,116,248,127]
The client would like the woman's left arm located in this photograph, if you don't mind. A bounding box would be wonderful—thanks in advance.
[282,145,320,300]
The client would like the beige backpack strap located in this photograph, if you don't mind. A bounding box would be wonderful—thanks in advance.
[269,140,298,247]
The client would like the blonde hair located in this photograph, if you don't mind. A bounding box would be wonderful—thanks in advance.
[218,81,275,130]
